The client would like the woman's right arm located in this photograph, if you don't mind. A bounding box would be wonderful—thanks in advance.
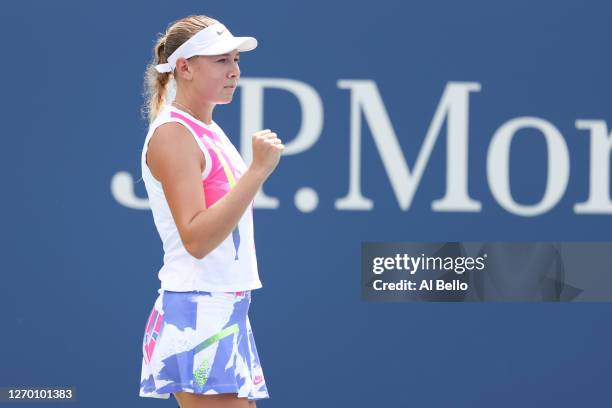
[147,122,284,259]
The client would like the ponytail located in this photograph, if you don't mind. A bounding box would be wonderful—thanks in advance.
[143,36,171,123]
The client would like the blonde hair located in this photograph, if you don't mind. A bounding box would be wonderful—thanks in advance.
[142,15,218,123]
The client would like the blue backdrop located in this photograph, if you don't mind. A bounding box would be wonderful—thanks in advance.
[2,0,612,407]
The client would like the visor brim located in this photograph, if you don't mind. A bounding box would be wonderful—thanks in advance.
[198,36,258,56]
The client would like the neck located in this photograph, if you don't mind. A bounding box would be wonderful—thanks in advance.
[173,90,215,125]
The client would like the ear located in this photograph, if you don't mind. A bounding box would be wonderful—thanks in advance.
[174,57,193,81]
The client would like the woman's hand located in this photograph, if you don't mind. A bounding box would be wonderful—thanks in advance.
[249,129,284,179]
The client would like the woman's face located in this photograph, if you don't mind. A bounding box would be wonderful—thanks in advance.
[179,49,241,104]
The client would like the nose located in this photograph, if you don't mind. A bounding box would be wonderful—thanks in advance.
[228,61,240,79]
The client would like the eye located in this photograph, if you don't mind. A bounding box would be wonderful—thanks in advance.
[216,58,227,63]
[234,58,240,62]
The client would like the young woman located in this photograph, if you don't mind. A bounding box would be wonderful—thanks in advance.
[138,15,283,408]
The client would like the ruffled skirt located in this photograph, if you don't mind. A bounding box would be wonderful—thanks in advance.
[139,290,269,400]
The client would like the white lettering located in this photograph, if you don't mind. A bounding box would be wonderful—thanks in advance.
[574,120,612,213]
[110,172,149,210]
[487,117,570,216]
[335,80,482,211]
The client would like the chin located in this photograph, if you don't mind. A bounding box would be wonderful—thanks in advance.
[217,96,233,105]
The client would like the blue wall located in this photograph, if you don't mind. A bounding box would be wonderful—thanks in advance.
[2,1,612,407]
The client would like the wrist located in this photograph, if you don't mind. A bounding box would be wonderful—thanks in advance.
[246,166,269,183]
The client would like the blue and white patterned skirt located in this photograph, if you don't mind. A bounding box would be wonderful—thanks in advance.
[139,289,269,400]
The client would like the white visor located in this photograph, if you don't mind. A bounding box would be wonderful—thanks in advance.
[155,23,257,73]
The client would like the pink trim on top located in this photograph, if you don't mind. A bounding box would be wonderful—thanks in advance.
[169,111,240,208]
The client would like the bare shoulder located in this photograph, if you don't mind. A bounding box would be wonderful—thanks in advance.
[147,122,205,181]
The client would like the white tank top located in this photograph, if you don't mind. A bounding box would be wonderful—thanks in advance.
[141,104,262,292]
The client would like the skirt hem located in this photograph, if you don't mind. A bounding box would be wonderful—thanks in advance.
[139,382,270,401]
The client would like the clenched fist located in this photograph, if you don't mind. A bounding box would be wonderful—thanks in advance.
[249,129,284,179]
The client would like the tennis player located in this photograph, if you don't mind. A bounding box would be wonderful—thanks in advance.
[138,15,282,408]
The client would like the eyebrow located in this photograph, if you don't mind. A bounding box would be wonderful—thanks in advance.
[216,53,240,57]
